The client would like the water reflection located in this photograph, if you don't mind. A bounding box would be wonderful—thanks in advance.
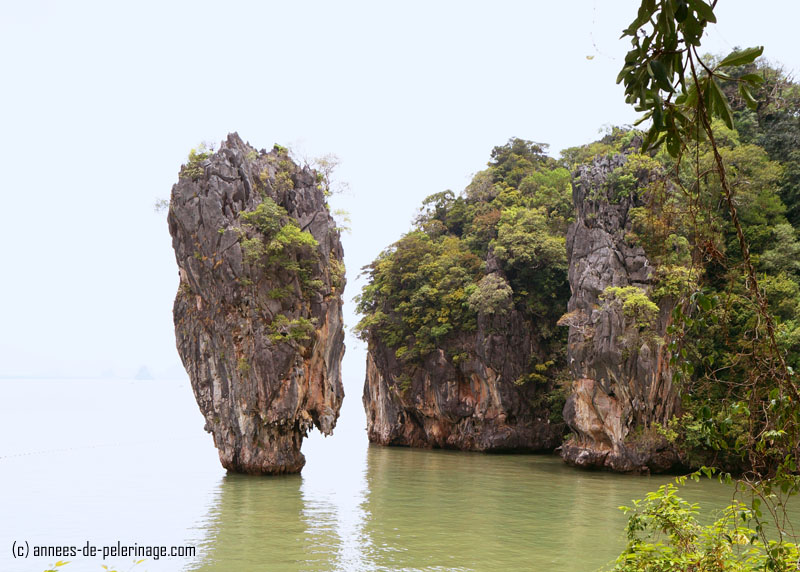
[190,429,374,572]
[191,442,745,572]
[1,380,790,571]
[301,438,373,571]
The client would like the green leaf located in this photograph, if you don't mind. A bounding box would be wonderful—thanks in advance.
[641,125,659,152]
[718,46,764,68]
[616,65,634,85]
[682,14,704,45]
[709,79,734,129]
[687,0,716,22]
[676,0,689,22]
[740,73,764,85]
[623,2,655,37]
[666,131,681,158]
[650,59,675,92]
[633,110,653,127]
[739,83,758,110]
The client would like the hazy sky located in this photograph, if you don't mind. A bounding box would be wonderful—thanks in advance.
[1,0,798,385]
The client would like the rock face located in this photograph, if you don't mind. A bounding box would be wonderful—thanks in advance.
[168,133,345,474]
[363,299,564,452]
[559,154,679,473]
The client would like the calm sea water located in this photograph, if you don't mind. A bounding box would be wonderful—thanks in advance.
[0,379,741,572]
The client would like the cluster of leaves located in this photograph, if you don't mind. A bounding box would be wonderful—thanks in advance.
[601,286,661,329]
[720,65,800,227]
[561,126,641,168]
[268,315,316,344]
[611,483,800,571]
[355,232,482,361]
[329,256,346,291]
[598,284,664,359]
[237,196,326,348]
[617,0,765,158]
[591,152,663,204]
[641,117,800,475]
[467,273,513,316]
[355,138,572,369]
[181,143,213,180]
[611,63,800,476]
[239,198,319,288]
[613,1,800,569]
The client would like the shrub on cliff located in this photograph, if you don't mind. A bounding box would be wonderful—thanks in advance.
[355,138,571,376]
[467,274,513,316]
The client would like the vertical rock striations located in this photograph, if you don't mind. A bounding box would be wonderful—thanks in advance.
[559,153,679,473]
[363,310,565,451]
[168,133,345,475]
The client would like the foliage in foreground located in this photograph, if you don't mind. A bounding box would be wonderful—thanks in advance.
[612,0,800,569]
[611,483,799,572]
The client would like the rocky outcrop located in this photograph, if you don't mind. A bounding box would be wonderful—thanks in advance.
[168,133,345,475]
[559,154,679,473]
[363,289,564,452]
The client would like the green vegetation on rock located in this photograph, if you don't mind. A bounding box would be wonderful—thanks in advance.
[180,143,213,180]
[355,138,571,373]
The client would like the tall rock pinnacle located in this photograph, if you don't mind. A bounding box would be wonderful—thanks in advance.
[168,133,345,474]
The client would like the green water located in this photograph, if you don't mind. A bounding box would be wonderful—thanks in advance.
[192,446,738,572]
[0,380,758,572]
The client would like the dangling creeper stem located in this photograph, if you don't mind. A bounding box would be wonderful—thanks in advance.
[686,48,799,401]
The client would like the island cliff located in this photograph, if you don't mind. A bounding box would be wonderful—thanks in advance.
[358,124,800,474]
[363,303,564,451]
[168,133,345,474]
[559,153,680,473]
[357,139,569,452]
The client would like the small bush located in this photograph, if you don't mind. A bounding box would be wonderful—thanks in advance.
[601,286,660,329]
[611,483,800,571]
[181,144,213,180]
[268,315,316,343]
[240,198,286,236]
[239,199,318,273]
[467,273,513,315]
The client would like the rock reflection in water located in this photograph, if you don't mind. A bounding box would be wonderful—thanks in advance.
[190,443,739,572]
[190,430,373,572]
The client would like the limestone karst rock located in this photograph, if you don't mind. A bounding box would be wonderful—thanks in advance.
[362,310,565,451]
[559,153,680,473]
[168,133,345,474]
[362,244,564,452]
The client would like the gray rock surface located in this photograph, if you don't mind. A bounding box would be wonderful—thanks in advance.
[560,153,679,473]
[363,298,564,452]
[168,133,345,474]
